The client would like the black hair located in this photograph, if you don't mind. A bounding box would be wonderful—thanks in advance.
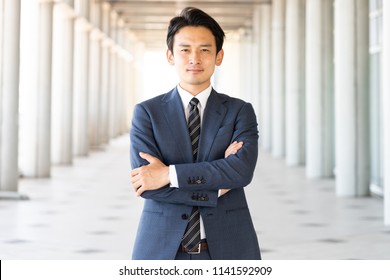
[166,7,225,53]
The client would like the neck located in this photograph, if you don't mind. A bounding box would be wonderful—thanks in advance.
[179,83,211,96]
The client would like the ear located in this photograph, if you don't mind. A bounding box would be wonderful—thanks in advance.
[166,49,175,65]
[215,49,224,66]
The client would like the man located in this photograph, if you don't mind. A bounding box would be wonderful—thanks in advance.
[130,7,261,260]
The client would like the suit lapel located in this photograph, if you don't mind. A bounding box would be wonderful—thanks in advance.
[198,90,227,162]
[161,88,193,163]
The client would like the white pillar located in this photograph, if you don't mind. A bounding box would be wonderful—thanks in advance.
[88,1,102,148]
[306,0,334,178]
[239,28,252,103]
[116,23,125,136]
[0,0,4,190]
[73,3,90,156]
[124,33,134,133]
[0,0,21,192]
[109,11,118,139]
[260,4,272,151]
[89,28,102,148]
[271,0,286,158]
[35,0,54,177]
[383,0,390,225]
[334,0,370,196]
[100,3,111,145]
[285,0,305,166]
[251,6,261,117]
[51,2,74,165]
[19,0,53,178]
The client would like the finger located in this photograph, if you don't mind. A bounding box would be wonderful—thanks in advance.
[139,152,157,163]
[130,175,142,191]
[130,169,139,177]
[136,186,145,196]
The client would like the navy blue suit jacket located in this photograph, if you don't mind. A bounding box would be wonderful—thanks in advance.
[130,87,261,259]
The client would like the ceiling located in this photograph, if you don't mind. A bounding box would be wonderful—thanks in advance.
[102,0,271,49]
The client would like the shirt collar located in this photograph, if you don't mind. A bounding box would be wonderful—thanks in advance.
[177,84,212,110]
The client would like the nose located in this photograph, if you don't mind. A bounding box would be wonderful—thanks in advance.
[189,51,201,64]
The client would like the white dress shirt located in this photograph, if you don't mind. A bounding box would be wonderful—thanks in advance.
[169,84,212,239]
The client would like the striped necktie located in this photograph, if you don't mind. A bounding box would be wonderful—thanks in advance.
[181,97,201,252]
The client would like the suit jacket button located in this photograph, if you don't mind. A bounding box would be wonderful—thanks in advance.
[181,214,189,220]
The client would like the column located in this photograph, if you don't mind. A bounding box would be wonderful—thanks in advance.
[251,6,261,117]
[116,23,125,136]
[334,0,370,196]
[285,0,306,166]
[0,0,21,195]
[260,4,272,151]
[88,0,102,148]
[19,0,54,178]
[51,2,74,165]
[100,3,111,145]
[109,11,118,139]
[383,0,390,225]
[124,33,134,133]
[239,28,253,103]
[305,0,334,178]
[73,0,90,156]
[271,0,286,158]
[0,0,4,191]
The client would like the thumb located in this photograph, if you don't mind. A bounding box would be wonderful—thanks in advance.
[139,152,157,163]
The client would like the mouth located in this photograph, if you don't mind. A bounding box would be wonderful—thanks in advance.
[187,68,204,73]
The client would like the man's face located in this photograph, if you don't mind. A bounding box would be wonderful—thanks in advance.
[166,26,224,95]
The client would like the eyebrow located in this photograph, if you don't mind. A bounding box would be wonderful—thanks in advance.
[177,43,213,47]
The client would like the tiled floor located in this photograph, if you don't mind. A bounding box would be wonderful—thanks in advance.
[0,135,389,259]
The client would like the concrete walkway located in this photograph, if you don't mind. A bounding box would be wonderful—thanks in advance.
[0,135,389,259]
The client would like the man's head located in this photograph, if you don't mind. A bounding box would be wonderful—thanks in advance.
[166,7,225,54]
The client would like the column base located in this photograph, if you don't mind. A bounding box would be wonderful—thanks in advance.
[0,191,29,200]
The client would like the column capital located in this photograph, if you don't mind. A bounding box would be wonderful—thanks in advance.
[55,1,76,19]
[75,16,92,32]
[102,37,115,48]
[90,27,104,40]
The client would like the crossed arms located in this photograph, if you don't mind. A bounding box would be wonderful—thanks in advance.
[129,101,258,207]
[131,141,244,196]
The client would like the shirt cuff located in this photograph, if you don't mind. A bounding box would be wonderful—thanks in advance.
[169,165,179,188]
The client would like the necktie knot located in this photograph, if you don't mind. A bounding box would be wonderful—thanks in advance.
[190,97,199,108]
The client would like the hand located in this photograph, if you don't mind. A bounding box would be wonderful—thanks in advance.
[224,141,243,158]
[130,152,170,196]
[220,141,244,196]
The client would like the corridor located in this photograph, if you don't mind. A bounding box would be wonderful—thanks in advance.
[1,135,389,260]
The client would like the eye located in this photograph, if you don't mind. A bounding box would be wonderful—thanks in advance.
[201,49,210,52]
[181,48,189,52]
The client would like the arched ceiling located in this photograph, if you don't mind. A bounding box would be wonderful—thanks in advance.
[102,0,271,49]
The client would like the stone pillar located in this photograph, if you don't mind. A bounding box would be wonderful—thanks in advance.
[100,3,111,145]
[305,0,334,178]
[251,6,261,117]
[334,0,370,196]
[88,0,102,148]
[51,2,74,165]
[285,0,305,166]
[0,0,21,194]
[260,4,272,151]
[73,0,90,156]
[271,0,286,158]
[109,11,118,139]
[20,0,54,177]
[383,0,390,225]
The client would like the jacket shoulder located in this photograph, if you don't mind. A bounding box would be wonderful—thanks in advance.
[136,88,177,108]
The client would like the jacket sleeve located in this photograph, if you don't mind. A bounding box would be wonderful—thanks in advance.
[175,102,259,192]
[130,103,219,207]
